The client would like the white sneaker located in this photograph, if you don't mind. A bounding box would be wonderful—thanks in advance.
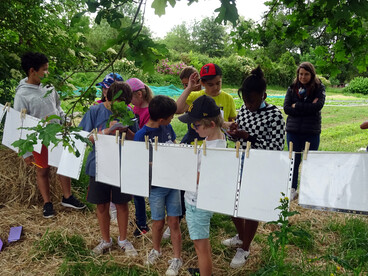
[165,258,183,276]
[222,234,243,247]
[162,226,171,240]
[145,248,161,265]
[230,248,250,268]
[290,188,298,201]
[92,238,113,255]
[117,237,138,257]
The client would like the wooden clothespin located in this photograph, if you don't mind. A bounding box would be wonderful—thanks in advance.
[121,132,126,146]
[202,140,206,156]
[3,102,10,111]
[194,138,198,154]
[246,141,251,158]
[115,130,119,144]
[303,141,310,160]
[144,135,149,149]
[154,136,158,151]
[94,128,98,141]
[289,141,293,159]
[236,141,240,158]
[20,108,27,119]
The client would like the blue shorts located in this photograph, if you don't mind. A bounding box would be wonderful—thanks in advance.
[149,187,182,220]
[185,201,213,240]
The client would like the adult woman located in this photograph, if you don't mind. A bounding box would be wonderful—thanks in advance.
[284,62,326,200]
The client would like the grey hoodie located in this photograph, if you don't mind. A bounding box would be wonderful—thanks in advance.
[14,78,66,123]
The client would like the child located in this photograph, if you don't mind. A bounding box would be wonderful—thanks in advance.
[79,82,138,256]
[95,73,124,103]
[126,77,153,237]
[14,52,86,218]
[225,66,285,268]
[179,66,201,91]
[126,77,153,128]
[176,63,237,145]
[134,95,182,276]
[178,95,226,276]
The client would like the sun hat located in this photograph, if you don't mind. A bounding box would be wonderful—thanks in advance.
[96,73,124,88]
[178,95,220,124]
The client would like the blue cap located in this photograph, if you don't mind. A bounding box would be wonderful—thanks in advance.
[96,73,124,88]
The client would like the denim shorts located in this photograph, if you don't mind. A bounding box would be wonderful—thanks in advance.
[149,187,182,220]
[185,201,213,240]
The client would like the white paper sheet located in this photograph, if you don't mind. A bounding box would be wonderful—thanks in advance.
[299,152,368,213]
[196,148,241,216]
[48,139,64,167]
[57,131,89,180]
[95,134,120,187]
[21,114,42,154]
[152,143,197,192]
[237,150,294,222]
[121,140,150,197]
[0,103,5,123]
[2,108,22,152]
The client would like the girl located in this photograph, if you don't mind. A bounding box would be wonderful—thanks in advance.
[225,66,285,268]
[79,81,138,256]
[125,77,153,237]
[283,62,325,200]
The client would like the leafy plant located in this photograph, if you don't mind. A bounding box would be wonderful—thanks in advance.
[344,77,368,95]
[107,101,135,127]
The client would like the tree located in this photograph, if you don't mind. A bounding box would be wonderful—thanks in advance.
[161,23,194,53]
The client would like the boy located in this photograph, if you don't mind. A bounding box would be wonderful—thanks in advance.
[178,95,226,276]
[13,52,85,218]
[134,95,182,276]
[176,63,237,144]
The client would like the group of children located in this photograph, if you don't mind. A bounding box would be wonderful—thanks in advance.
[14,52,294,276]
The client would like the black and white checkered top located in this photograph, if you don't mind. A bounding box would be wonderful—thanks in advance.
[236,104,285,150]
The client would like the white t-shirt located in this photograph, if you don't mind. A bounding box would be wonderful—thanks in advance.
[184,136,227,206]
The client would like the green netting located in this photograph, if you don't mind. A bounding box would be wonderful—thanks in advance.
[149,85,184,97]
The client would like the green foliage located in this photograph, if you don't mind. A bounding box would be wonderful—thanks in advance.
[344,77,368,95]
[107,101,135,127]
[155,58,187,75]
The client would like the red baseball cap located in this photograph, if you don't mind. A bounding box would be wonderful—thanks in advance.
[200,63,222,80]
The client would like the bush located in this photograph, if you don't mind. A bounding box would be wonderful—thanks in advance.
[318,75,331,87]
[344,77,368,95]
[155,58,187,76]
[217,55,256,86]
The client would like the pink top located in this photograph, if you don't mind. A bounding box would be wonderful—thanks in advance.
[134,106,150,128]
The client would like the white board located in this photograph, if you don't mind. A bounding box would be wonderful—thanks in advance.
[48,139,64,167]
[2,108,22,152]
[237,150,294,222]
[299,152,368,213]
[152,143,197,192]
[21,114,42,154]
[196,148,241,216]
[57,131,89,180]
[121,140,150,197]
[95,134,120,187]
[0,103,5,123]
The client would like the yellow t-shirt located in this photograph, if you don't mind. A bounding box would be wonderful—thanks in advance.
[186,90,237,121]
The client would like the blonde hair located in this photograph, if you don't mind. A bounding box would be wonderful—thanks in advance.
[135,84,153,103]
[197,114,224,128]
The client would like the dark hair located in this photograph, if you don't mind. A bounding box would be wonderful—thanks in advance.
[293,62,321,95]
[179,66,198,80]
[149,95,177,121]
[106,81,132,104]
[238,66,266,99]
[21,52,49,76]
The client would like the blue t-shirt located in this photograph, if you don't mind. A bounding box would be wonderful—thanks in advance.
[79,103,138,176]
[134,124,176,143]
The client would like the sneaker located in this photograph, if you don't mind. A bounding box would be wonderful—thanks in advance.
[222,234,243,248]
[166,258,183,276]
[290,188,298,201]
[230,248,250,268]
[145,248,161,265]
[162,226,171,240]
[61,195,86,209]
[92,238,113,255]
[43,202,55,218]
[134,225,150,237]
[117,237,138,257]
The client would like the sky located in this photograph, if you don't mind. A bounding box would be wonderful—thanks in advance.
[144,0,268,38]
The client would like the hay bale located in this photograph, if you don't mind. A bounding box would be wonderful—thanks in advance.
[0,149,63,206]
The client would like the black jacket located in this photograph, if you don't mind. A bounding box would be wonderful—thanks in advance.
[283,83,325,134]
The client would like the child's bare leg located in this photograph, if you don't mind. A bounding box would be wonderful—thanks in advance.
[116,203,129,240]
[152,219,165,252]
[232,216,246,241]
[241,219,259,251]
[96,202,110,242]
[58,174,72,199]
[36,167,51,203]
[168,216,181,259]
[194,239,212,276]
